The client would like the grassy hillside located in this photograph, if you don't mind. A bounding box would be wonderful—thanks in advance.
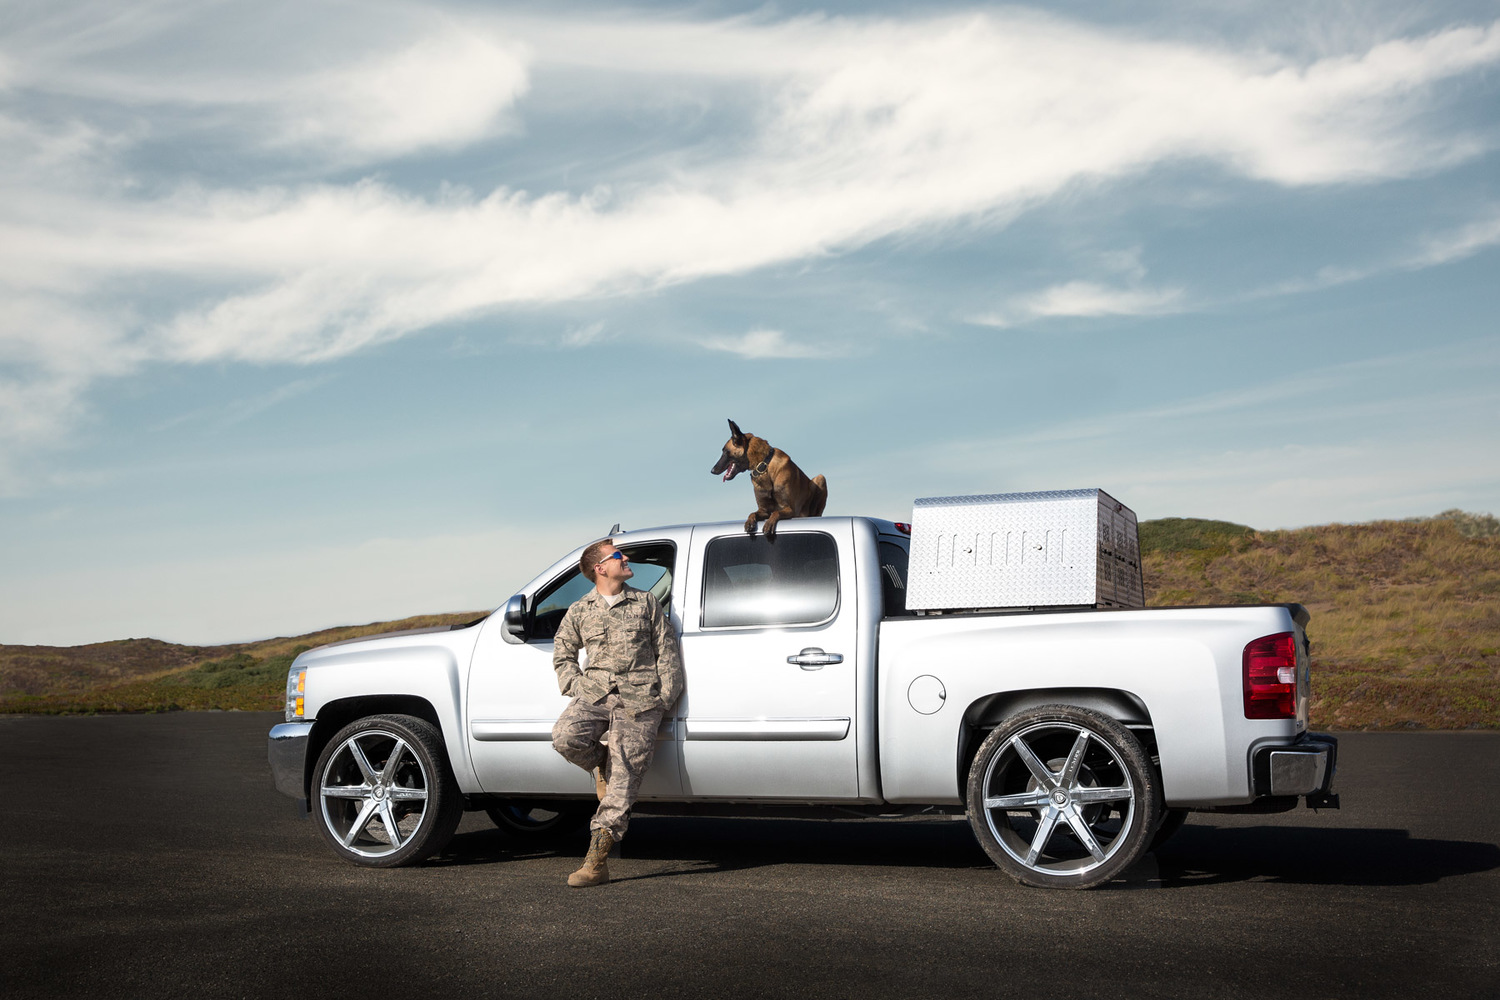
[3,511,1496,728]
[0,612,486,714]
[1142,511,1500,730]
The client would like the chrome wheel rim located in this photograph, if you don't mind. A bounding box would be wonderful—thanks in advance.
[980,720,1137,878]
[319,728,431,859]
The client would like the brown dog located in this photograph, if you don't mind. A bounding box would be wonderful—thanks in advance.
[710,419,828,537]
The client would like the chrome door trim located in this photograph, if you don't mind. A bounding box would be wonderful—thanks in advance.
[471,719,678,742]
[683,718,850,741]
[471,720,556,741]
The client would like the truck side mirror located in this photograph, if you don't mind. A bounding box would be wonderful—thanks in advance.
[502,594,528,641]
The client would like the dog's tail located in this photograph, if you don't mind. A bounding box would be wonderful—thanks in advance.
[810,475,828,517]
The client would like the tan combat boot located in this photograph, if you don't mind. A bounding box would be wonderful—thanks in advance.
[567,828,613,888]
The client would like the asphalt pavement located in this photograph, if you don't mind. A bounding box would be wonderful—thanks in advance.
[1,712,1496,999]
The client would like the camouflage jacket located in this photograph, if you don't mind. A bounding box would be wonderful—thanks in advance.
[552,586,685,714]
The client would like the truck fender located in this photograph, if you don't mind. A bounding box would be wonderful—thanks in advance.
[957,687,1154,797]
[298,644,479,795]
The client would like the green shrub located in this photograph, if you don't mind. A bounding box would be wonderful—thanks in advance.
[1424,509,1500,538]
[1138,517,1255,555]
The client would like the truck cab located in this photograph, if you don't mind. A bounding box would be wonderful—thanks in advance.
[467,517,910,804]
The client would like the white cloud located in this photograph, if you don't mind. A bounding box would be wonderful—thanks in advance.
[561,321,606,348]
[982,204,1500,325]
[2,5,1499,488]
[1252,205,1500,298]
[697,328,835,360]
[973,281,1184,327]
[284,28,530,157]
[1411,206,1500,267]
[0,372,86,495]
[0,3,531,162]
[1026,283,1183,319]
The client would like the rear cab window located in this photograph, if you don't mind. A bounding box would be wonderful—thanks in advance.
[878,538,914,618]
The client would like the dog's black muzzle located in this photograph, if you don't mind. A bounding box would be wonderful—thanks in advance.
[711,449,742,479]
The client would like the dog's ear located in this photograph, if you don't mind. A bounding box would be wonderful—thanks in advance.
[728,419,745,444]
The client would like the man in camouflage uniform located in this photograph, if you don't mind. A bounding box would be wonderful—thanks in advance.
[551,538,685,887]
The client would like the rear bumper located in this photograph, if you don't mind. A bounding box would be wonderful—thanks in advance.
[1253,731,1340,808]
[268,721,314,801]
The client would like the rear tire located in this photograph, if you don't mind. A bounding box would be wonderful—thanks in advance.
[1150,807,1190,852]
[312,714,463,868]
[966,704,1161,889]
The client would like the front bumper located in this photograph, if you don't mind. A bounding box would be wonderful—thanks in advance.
[1252,731,1340,808]
[268,721,314,802]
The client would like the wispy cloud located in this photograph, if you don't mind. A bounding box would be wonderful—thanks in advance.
[561,321,607,348]
[149,375,334,434]
[697,329,835,360]
[981,204,1500,328]
[2,2,531,162]
[1256,204,1500,297]
[972,281,1184,327]
[1411,206,1500,267]
[282,29,531,158]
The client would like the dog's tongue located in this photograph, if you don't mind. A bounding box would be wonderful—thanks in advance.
[722,469,732,482]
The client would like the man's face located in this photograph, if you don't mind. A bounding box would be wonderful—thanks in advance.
[594,545,633,584]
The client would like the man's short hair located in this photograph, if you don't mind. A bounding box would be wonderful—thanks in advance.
[579,538,615,583]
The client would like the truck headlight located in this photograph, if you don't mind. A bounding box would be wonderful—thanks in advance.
[285,666,307,721]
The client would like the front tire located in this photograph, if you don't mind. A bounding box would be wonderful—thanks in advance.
[312,714,463,868]
[966,705,1160,889]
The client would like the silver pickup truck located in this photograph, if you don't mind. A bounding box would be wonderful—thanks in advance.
[268,500,1338,889]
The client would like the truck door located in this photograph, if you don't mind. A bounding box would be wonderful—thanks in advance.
[466,538,684,799]
[676,521,861,800]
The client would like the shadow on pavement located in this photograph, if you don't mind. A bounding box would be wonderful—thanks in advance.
[431,815,1500,890]
[427,814,991,872]
[1152,824,1500,887]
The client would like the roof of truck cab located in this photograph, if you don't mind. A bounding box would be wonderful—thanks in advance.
[610,515,904,538]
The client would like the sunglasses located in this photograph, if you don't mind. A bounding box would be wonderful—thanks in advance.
[597,551,626,565]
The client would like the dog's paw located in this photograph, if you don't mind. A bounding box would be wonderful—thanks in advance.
[743,516,760,534]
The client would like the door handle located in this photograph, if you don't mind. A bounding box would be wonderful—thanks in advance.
[787,647,843,669]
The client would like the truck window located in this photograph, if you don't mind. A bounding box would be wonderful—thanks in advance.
[701,532,839,628]
[879,539,914,617]
[530,542,676,641]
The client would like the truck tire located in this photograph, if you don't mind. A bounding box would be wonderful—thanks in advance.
[484,801,592,841]
[312,714,463,868]
[966,704,1161,889]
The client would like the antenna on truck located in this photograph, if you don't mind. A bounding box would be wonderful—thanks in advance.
[609,523,621,535]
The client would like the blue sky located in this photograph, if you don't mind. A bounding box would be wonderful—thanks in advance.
[2,0,1498,646]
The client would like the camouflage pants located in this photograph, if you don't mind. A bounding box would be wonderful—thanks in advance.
[551,693,666,841]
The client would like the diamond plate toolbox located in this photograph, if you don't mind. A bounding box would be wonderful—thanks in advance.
[905,489,1143,611]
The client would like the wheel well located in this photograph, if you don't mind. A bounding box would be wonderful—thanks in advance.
[955,688,1156,798]
[303,695,444,797]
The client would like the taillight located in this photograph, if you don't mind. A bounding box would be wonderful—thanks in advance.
[1243,632,1298,719]
[894,522,912,534]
